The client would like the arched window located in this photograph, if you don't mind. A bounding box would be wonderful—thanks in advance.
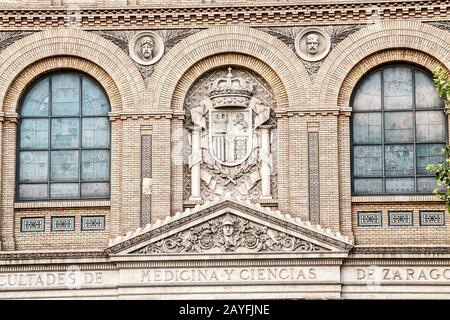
[351,64,446,195]
[17,72,110,200]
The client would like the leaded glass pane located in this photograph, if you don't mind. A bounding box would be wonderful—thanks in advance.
[19,151,48,182]
[81,182,109,198]
[352,65,447,196]
[21,78,49,116]
[50,183,79,198]
[18,184,48,199]
[385,144,414,176]
[416,111,446,142]
[81,150,110,181]
[353,145,382,176]
[82,118,110,148]
[416,144,445,175]
[51,118,80,148]
[20,119,48,149]
[82,78,109,115]
[415,70,444,109]
[384,112,413,143]
[385,178,415,193]
[383,66,413,110]
[352,113,382,143]
[353,178,383,194]
[353,71,381,111]
[50,151,79,181]
[51,74,80,116]
[417,177,444,193]
[18,72,111,201]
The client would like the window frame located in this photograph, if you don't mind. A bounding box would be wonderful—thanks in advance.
[350,63,448,196]
[16,71,112,202]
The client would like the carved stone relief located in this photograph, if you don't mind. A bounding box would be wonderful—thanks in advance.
[134,213,327,254]
[183,67,278,201]
[259,25,365,80]
[0,31,36,52]
[426,21,450,32]
[295,27,331,62]
[94,29,200,84]
[129,31,164,66]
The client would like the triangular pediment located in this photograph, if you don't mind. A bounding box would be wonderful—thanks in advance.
[106,197,353,255]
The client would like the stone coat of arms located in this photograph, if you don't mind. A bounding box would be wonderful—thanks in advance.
[186,67,275,200]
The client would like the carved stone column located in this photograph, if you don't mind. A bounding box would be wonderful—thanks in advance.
[259,125,273,200]
[189,126,202,200]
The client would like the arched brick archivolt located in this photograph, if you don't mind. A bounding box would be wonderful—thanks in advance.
[337,49,444,108]
[149,25,308,112]
[171,53,289,112]
[0,28,145,113]
[316,20,450,109]
[3,56,122,115]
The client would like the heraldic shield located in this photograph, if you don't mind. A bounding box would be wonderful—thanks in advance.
[209,107,253,166]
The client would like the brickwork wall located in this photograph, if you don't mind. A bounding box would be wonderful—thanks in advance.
[352,202,449,245]
[14,207,110,250]
[0,2,449,251]
[0,1,447,29]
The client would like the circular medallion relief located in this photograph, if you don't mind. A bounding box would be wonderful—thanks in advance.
[129,31,164,65]
[295,27,331,62]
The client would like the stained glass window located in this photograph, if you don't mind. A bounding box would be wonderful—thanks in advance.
[352,65,446,194]
[17,72,110,200]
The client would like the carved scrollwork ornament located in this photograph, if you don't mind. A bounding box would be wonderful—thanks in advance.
[295,27,331,62]
[129,31,164,66]
[134,214,327,254]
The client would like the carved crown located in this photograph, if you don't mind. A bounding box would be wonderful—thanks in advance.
[209,67,254,108]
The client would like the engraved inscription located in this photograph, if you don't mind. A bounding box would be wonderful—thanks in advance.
[139,267,318,283]
[352,267,450,282]
[0,272,104,288]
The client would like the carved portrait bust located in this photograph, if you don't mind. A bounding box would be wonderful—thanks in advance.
[295,27,331,62]
[140,36,154,60]
[222,217,235,237]
[306,33,320,54]
[129,31,164,65]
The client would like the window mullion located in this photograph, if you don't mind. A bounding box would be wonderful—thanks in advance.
[48,75,52,200]
[79,75,83,199]
[412,67,417,192]
[381,69,386,194]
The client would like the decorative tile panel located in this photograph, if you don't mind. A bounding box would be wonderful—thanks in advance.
[358,211,382,227]
[308,131,320,224]
[20,217,45,232]
[141,134,152,226]
[51,216,75,231]
[81,216,105,231]
[388,211,413,226]
[420,211,445,226]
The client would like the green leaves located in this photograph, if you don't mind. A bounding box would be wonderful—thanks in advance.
[427,144,450,211]
[427,67,450,211]
[433,66,450,108]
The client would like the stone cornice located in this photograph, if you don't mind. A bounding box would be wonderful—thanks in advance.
[0,1,447,29]
[0,251,108,261]
[351,246,450,255]
[108,111,184,121]
[275,110,341,118]
[0,112,19,123]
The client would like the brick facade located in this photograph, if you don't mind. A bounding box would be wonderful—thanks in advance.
[0,0,449,299]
